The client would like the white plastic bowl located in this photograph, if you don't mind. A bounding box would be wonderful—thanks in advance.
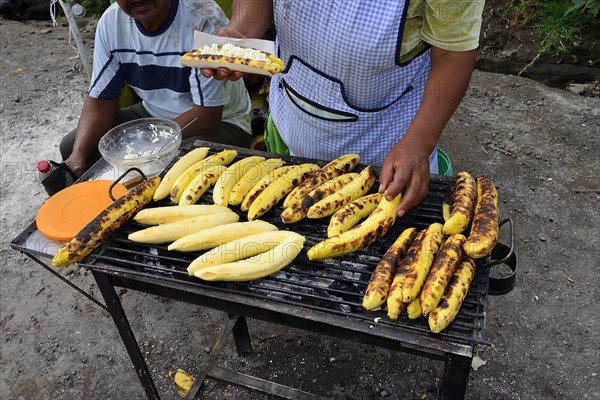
[99,118,182,177]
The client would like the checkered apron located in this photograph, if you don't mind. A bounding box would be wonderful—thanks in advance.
[269,0,438,172]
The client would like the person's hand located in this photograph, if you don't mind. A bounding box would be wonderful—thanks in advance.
[378,140,432,217]
[63,152,86,178]
[200,26,246,81]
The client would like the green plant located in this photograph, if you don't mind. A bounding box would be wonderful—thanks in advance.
[567,0,600,16]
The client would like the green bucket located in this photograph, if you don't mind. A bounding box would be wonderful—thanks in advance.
[437,148,453,177]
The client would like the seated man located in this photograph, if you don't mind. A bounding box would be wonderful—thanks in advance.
[61,0,252,177]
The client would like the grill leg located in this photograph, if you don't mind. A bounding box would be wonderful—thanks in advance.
[93,271,160,400]
[441,355,471,400]
[229,313,252,356]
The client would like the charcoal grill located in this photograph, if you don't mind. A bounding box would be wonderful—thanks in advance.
[11,141,516,400]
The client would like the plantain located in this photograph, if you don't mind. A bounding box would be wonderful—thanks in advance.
[128,211,239,244]
[406,298,422,320]
[240,166,294,212]
[400,222,444,304]
[195,231,305,282]
[168,220,278,252]
[178,164,226,206]
[247,163,320,220]
[328,193,383,237]
[307,193,401,261]
[362,227,417,311]
[463,176,499,259]
[280,172,358,224]
[187,230,290,275]
[307,165,376,219]
[154,147,209,201]
[212,156,265,206]
[282,153,360,208]
[419,233,467,316]
[428,257,476,333]
[228,158,285,206]
[386,230,425,320]
[168,368,196,398]
[133,204,232,225]
[52,177,161,267]
[170,149,237,204]
[442,171,477,235]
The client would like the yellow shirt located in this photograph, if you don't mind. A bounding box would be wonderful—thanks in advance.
[400,0,485,63]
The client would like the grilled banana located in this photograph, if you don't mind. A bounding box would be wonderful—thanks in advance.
[419,233,467,316]
[247,163,320,220]
[401,222,444,304]
[195,231,305,282]
[280,172,358,224]
[362,227,417,311]
[240,166,294,212]
[187,230,291,275]
[463,176,499,259]
[128,211,239,244]
[386,230,425,320]
[428,257,476,333]
[442,171,477,235]
[52,177,161,267]
[213,156,265,206]
[328,193,383,237]
[307,193,400,261]
[170,149,237,204]
[133,204,232,225]
[282,153,360,208]
[168,220,278,252]
[228,158,285,206]
[406,298,422,320]
[154,147,209,201]
[178,164,226,206]
[307,165,376,219]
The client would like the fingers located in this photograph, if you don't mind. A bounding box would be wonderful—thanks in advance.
[396,172,429,217]
[201,68,243,81]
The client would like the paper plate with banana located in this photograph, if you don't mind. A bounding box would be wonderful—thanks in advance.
[181,31,284,76]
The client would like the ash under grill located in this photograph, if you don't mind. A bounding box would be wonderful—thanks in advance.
[86,145,489,350]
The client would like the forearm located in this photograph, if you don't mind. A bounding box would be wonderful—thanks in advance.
[229,0,273,38]
[401,47,477,155]
[72,96,119,159]
[174,104,224,138]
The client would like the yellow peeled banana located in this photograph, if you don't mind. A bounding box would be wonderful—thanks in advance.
[133,204,232,225]
[170,149,237,204]
[406,298,422,320]
[240,166,294,212]
[306,165,376,219]
[178,164,226,206]
[154,147,209,201]
[442,171,477,235]
[212,156,265,206]
[386,230,425,320]
[280,172,358,224]
[247,163,320,220]
[463,176,499,259]
[282,153,360,208]
[127,211,239,244]
[228,158,285,206]
[187,230,290,275]
[168,368,195,398]
[327,193,383,237]
[307,193,401,261]
[362,227,417,311]
[168,220,278,252]
[419,233,467,316]
[428,257,476,333]
[52,177,161,267]
[195,231,305,282]
[400,222,444,304]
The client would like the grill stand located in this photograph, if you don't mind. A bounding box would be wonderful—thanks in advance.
[90,267,474,400]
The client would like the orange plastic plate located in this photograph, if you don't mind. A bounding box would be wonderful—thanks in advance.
[36,180,128,241]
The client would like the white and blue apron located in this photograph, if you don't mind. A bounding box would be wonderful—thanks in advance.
[269,0,438,172]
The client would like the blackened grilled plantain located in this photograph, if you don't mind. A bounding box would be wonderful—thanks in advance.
[442,171,477,235]
[463,176,499,259]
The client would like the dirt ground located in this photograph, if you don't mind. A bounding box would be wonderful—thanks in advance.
[1,16,599,400]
